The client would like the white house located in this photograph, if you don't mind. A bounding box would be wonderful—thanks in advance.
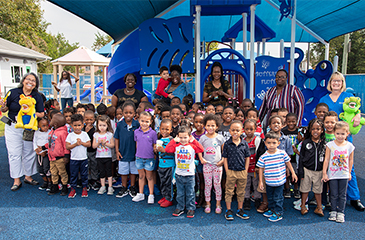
[0,37,51,95]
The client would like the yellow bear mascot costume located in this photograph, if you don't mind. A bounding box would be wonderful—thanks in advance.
[14,94,38,130]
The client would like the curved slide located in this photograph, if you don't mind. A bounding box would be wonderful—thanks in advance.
[74,80,104,101]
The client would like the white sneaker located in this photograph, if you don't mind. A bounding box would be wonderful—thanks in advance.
[293,199,302,205]
[132,193,145,202]
[97,186,106,195]
[336,212,345,223]
[294,203,308,211]
[107,187,114,195]
[148,194,155,204]
[328,211,337,221]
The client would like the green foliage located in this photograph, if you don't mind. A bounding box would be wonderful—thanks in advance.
[309,29,365,73]
[91,32,112,51]
[0,0,79,73]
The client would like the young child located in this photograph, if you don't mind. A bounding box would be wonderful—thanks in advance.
[244,108,265,139]
[155,66,173,101]
[266,108,279,133]
[314,103,329,121]
[322,121,354,223]
[206,104,215,115]
[243,119,264,211]
[222,120,251,221]
[240,98,254,113]
[34,117,51,191]
[160,106,171,120]
[66,114,91,198]
[324,111,338,143]
[115,101,140,198]
[154,119,175,207]
[235,108,245,122]
[97,103,108,116]
[281,113,300,198]
[43,114,70,196]
[298,118,326,216]
[171,97,181,106]
[218,106,235,141]
[83,110,99,190]
[165,126,204,218]
[192,102,205,113]
[86,103,95,113]
[199,114,225,214]
[216,104,224,114]
[44,98,61,119]
[170,105,182,138]
[132,111,158,203]
[63,107,75,133]
[93,115,115,195]
[76,103,87,116]
[257,131,298,222]
[115,105,123,122]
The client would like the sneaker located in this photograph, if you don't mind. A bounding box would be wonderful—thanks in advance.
[46,182,52,191]
[268,213,283,222]
[314,206,324,217]
[243,198,251,210]
[187,210,195,218]
[328,211,337,221]
[257,202,268,213]
[91,182,101,191]
[129,186,137,198]
[158,197,166,204]
[284,189,291,199]
[39,182,48,190]
[107,187,114,195]
[98,186,106,195]
[81,187,88,197]
[132,193,145,202]
[112,178,123,188]
[263,210,273,218]
[336,212,345,223]
[294,189,301,199]
[225,209,234,221]
[236,209,250,219]
[322,204,326,211]
[294,204,308,211]
[148,194,155,204]
[172,209,184,217]
[350,200,365,212]
[254,198,261,209]
[293,198,302,205]
[309,198,317,205]
[160,200,173,208]
[48,184,60,195]
[60,184,68,196]
[116,187,129,198]
[68,188,76,198]
[58,183,62,190]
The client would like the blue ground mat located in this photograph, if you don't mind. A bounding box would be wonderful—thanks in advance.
[0,131,364,239]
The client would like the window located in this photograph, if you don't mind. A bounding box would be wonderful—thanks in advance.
[11,66,23,83]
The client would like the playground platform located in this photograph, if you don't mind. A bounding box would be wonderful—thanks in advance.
[0,130,364,239]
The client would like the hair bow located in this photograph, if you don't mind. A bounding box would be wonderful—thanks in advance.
[145,108,154,113]
[197,110,206,114]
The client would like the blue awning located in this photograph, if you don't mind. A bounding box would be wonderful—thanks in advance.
[48,0,365,43]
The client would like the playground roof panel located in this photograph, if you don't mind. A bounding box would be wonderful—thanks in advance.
[52,46,110,66]
[48,0,365,43]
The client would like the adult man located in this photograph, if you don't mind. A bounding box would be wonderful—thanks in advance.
[258,69,305,127]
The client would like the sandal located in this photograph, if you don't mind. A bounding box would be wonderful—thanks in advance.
[215,206,222,214]
[204,205,211,214]
[11,183,22,191]
[24,179,39,186]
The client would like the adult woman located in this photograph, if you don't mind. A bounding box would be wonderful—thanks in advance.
[319,71,364,211]
[51,71,79,110]
[0,73,45,191]
[165,65,193,102]
[202,62,233,106]
[112,73,148,109]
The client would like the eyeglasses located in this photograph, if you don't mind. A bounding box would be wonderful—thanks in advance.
[332,80,342,83]
[275,76,286,79]
[25,78,36,83]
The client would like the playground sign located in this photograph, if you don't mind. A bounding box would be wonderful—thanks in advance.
[254,55,289,109]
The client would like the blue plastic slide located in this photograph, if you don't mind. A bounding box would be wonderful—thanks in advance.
[75,80,104,101]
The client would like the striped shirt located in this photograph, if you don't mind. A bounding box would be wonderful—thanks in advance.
[256,149,290,187]
[258,84,305,126]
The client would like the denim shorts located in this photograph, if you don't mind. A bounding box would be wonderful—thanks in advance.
[135,157,156,171]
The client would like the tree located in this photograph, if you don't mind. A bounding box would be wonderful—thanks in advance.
[91,32,112,51]
[309,29,365,73]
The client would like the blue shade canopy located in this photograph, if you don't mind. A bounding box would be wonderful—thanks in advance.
[48,0,365,43]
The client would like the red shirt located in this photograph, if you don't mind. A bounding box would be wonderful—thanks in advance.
[155,77,171,98]
[244,136,258,173]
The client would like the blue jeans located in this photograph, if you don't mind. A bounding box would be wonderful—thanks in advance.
[266,184,284,215]
[330,179,348,213]
[61,98,73,111]
[70,159,88,188]
[176,174,195,211]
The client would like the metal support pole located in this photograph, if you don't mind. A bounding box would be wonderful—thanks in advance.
[280,39,284,58]
[257,42,261,57]
[242,13,248,58]
[76,66,80,103]
[249,5,256,100]
[90,65,95,105]
[342,34,350,74]
[307,42,310,70]
[195,5,201,101]
[325,42,330,61]
[333,55,339,73]
[262,39,266,55]
[289,0,296,85]
[152,75,155,91]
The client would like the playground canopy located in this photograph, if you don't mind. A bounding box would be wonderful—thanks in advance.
[48,0,365,44]
[51,46,110,104]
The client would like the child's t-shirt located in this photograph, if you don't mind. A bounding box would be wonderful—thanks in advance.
[134,127,157,159]
[326,141,355,180]
[65,123,73,133]
[279,132,294,156]
[199,134,225,165]
[93,132,113,158]
[244,136,261,173]
[171,124,179,138]
[218,123,231,141]
[325,132,335,143]
[257,149,290,187]
[281,126,298,163]
[33,130,51,153]
[114,119,139,162]
[66,131,90,160]
[155,77,171,98]
[158,137,175,168]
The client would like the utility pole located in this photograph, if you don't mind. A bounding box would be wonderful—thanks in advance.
[342,33,350,74]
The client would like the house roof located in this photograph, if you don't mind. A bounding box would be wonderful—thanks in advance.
[0,37,51,62]
[52,46,110,66]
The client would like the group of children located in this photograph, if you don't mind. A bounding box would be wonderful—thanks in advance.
[32,82,354,223]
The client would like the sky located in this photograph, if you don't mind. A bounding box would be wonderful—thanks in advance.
[40,1,107,49]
